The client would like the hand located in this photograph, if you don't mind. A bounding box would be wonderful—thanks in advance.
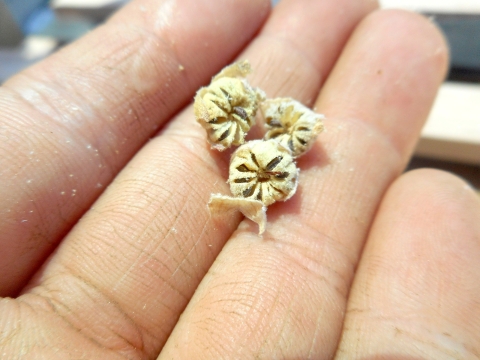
[1,0,479,358]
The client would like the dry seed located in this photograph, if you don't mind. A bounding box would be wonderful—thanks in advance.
[228,139,299,206]
[261,98,325,157]
[194,60,265,151]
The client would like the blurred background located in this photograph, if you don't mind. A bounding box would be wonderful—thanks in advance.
[0,0,479,190]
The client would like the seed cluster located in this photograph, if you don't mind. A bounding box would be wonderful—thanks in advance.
[262,98,325,158]
[229,140,298,206]
[194,61,265,151]
[195,61,325,234]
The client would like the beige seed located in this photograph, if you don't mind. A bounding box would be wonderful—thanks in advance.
[194,60,265,151]
[228,139,299,207]
[261,98,325,157]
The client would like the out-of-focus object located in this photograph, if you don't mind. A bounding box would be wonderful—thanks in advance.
[1,0,58,82]
[434,15,480,82]
[0,0,24,47]
[2,0,54,35]
[380,0,480,14]
[0,35,58,83]
[20,35,58,60]
[39,16,95,43]
[45,0,129,42]
[51,0,129,22]
[417,82,480,165]
[0,0,128,83]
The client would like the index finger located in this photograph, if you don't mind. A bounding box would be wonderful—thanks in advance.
[0,0,270,296]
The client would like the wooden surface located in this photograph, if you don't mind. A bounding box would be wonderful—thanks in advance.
[51,0,126,8]
[416,82,480,165]
[380,0,480,14]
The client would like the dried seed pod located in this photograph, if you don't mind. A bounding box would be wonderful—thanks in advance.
[228,139,299,207]
[261,98,325,157]
[194,60,265,151]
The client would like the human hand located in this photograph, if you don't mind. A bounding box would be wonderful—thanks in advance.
[2,0,480,358]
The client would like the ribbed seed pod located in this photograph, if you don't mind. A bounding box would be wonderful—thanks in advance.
[261,98,325,157]
[228,139,299,206]
[194,61,265,151]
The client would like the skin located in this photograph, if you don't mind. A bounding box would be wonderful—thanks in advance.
[0,0,479,358]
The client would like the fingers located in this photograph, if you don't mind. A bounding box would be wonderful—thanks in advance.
[245,0,379,101]
[317,10,449,158]
[335,169,480,359]
[0,0,270,295]
[8,0,378,358]
[160,10,448,359]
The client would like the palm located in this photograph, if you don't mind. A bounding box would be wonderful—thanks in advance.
[1,0,479,358]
